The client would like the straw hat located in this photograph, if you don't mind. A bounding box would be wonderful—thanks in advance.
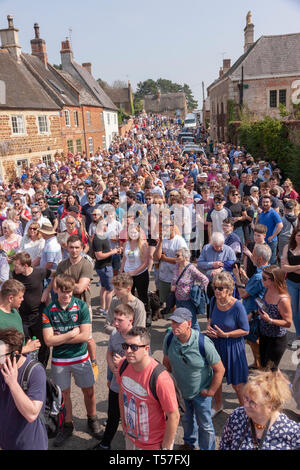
[38,222,57,236]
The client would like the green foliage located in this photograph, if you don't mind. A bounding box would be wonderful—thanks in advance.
[133,98,144,115]
[278,104,290,118]
[237,115,300,191]
[118,109,130,126]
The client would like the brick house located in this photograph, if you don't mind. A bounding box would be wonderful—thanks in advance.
[207,11,300,142]
[0,16,63,180]
[59,41,119,150]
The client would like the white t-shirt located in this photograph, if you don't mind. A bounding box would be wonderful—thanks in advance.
[158,235,187,283]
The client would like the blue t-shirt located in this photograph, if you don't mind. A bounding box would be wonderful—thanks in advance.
[258,209,282,242]
[243,266,268,314]
[0,356,48,450]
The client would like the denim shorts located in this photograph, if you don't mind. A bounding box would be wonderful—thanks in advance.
[96,265,114,291]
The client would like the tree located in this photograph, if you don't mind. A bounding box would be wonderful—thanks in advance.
[97,78,110,89]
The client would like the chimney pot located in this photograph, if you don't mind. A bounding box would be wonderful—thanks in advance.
[82,62,92,74]
[7,15,14,29]
[34,23,40,39]
[244,11,254,53]
[31,24,48,66]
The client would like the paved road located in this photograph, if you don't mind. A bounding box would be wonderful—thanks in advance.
[48,273,300,451]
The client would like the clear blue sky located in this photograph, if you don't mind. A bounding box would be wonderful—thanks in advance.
[1,0,300,109]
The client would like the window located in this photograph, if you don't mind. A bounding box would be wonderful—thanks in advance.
[114,113,117,125]
[17,158,28,167]
[107,113,110,125]
[76,139,82,154]
[42,154,52,165]
[64,109,71,127]
[67,139,74,154]
[86,111,91,126]
[100,112,104,124]
[88,137,93,155]
[269,90,277,108]
[102,135,106,149]
[74,110,79,127]
[11,115,25,134]
[279,89,287,106]
[38,115,49,134]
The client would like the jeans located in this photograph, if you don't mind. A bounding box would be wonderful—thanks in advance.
[182,394,215,450]
[176,299,200,332]
[233,225,244,244]
[287,279,300,337]
[267,239,278,265]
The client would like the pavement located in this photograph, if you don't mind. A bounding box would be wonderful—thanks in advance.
[47,273,300,451]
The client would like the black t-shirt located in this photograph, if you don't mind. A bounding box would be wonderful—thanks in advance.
[82,203,101,231]
[225,201,246,228]
[243,184,255,196]
[92,235,112,269]
[42,208,56,226]
[13,267,51,326]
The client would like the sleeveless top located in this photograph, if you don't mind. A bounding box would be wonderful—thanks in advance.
[124,242,147,275]
[287,250,300,283]
[259,296,288,338]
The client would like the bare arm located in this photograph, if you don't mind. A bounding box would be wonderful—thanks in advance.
[201,360,225,397]
[162,410,180,450]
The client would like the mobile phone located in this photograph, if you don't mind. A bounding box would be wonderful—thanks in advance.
[255,298,267,311]
[10,351,21,363]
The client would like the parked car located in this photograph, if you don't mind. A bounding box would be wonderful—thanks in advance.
[181,144,206,158]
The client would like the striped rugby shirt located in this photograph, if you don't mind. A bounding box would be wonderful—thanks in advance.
[42,297,91,365]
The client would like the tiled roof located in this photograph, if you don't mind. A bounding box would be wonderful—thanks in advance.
[0,50,60,110]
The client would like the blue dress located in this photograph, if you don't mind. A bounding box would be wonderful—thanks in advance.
[210,299,249,385]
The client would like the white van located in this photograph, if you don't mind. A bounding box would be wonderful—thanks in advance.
[184,113,197,130]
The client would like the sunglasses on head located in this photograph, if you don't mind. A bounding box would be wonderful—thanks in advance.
[121,343,148,352]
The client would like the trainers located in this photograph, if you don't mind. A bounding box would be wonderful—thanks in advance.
[54,422,74,447]
[178,442,195,451]
[87,416,102,439]
[91,360,99,381]
[90,441,111,450]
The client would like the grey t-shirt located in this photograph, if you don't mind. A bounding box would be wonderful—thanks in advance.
[104,296,146,335]
[108,329,126,393]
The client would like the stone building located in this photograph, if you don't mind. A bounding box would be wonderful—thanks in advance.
[0,16,63,180]
[0,15,119,181]
[143,90,187,119]
[207,11,300,142]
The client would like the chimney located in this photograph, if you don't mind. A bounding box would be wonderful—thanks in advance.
[30,23,48,66]
[157,89,161,102]
[219,67,223,78]
[0,15,22,61]
[223,59,231,74]
[60,39,73,69]
[244,11,254,53]
[82,62,92,74]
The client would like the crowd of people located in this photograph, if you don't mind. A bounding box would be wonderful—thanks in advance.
[0,114,300,451]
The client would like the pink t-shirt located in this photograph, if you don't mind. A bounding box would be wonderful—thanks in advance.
[117,357,178,450]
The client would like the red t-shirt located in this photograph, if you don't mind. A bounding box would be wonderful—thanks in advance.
[117,357,178,450]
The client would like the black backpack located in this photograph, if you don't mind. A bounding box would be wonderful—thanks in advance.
[21,359,66,438]
[119,358,186,417]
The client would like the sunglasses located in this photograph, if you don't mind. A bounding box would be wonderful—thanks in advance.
[121,343,148,352]
[213,286,227,291]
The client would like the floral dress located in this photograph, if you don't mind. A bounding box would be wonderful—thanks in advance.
[220,407,300,450]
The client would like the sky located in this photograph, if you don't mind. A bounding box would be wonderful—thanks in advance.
[1,0,300,109]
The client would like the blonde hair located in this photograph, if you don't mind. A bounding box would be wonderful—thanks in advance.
[243,370,292,411]
[212,271,235,293]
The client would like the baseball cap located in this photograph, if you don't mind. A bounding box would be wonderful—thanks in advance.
[169,308,192,323]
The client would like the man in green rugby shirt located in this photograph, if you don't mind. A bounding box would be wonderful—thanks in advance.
[42,274,101,447]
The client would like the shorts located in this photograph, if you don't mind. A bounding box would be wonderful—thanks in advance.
[51,357,95,391]
[96,266,114,291]
[112,253,121,271]
[158,279,172,303]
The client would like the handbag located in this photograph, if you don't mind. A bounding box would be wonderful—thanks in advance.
[165,264,192,313]
[246,312,260,343]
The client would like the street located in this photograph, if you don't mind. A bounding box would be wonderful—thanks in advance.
[47,272,299,451]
